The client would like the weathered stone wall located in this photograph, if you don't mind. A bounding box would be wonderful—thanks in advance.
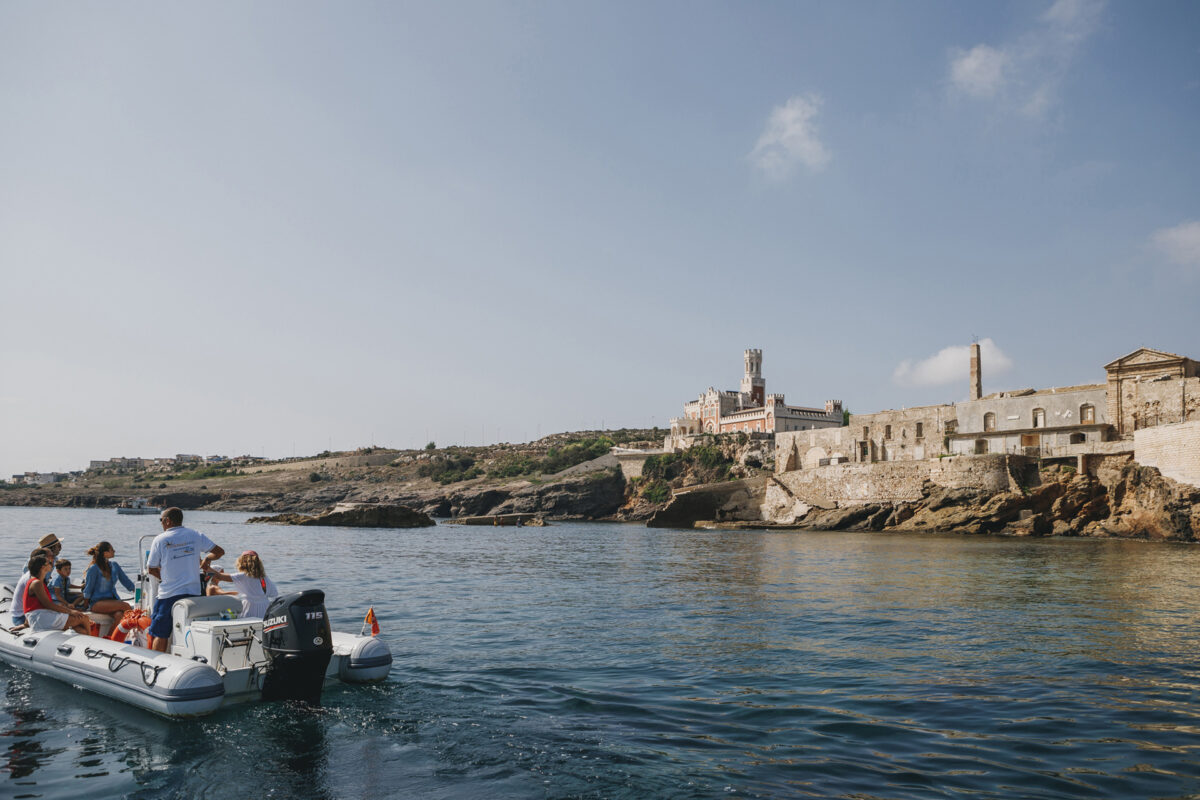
[775,428,855,472]
[852,405,955,462]
[1124,377,1200,434]
[1135,419,1200,487]
[770,455,1022,509]
[775,405,955,469]
[955,385,1107,434]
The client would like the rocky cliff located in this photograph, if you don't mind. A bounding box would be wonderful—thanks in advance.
[767,458,1200,541]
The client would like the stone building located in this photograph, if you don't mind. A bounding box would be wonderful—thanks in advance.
[947,383,1110,457]
[775,341,1200,488]
[1104,348,1200,437]
[776,404,956,471]
[669,350,842,440]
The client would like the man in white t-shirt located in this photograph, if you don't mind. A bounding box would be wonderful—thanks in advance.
[146,507,224,652]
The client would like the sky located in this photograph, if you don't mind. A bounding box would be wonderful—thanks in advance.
[2,1,1199,477]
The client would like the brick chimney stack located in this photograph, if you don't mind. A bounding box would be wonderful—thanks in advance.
[969,342,982,401]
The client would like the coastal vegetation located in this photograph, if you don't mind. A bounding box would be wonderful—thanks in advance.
[487,435,616,478]
[417,454,482,485]
[642,442,734,484]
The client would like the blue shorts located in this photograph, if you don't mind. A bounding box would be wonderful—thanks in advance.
[149,594,193,639]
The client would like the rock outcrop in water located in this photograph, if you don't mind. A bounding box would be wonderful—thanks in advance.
[646,478,766,529]
[247,502,435,528]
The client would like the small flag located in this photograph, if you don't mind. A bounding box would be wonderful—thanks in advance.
[363,607,380,637]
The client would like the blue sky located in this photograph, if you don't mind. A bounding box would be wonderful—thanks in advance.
[2,1,1198,476]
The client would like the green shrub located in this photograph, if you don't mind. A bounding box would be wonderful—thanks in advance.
[538,436,613,474]
[308,472,322,483]
[419,455,480,484]
[488,452,539,478]
[641,479,670,504]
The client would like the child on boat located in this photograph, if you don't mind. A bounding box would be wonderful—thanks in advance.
[47,559,87,608]
[205,550,279,618]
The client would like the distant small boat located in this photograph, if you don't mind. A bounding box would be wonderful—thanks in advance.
[117,498,159,515]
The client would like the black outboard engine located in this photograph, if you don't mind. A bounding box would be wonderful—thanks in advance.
[260,590,334,704]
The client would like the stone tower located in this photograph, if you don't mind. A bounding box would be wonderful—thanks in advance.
[969,342,982,401]
[741,349,765,406]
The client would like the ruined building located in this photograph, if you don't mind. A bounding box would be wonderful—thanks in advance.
[776,343,1200,486]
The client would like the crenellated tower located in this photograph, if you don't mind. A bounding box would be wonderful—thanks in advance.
[741,348,765,406]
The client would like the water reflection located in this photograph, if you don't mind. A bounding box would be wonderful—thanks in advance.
[6,511,1200,798]
[2,673,60,781]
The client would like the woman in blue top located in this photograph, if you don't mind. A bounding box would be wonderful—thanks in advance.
[83,541,134,629]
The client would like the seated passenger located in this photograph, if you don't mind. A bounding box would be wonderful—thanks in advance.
[11,547,52,630]
[82,541,135,628]
[48,559,87,608]
[206,550,279,618]
[24,554,90,634]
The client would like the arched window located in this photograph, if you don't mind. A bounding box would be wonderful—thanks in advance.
[1080,404,1095,424]
[983,412,996,432]
[1033,408,1045,429]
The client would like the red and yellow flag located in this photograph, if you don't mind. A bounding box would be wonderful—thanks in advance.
[364,607,380,637]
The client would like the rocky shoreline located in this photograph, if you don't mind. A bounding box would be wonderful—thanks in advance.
[3,438,1196,541]
[656,457,1200,541]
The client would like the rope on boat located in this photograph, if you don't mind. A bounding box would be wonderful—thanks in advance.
[83,646,167,687]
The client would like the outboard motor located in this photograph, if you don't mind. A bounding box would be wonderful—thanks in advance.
[260,590,334,704]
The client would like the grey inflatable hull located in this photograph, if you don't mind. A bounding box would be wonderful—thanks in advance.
[0,628,225,717]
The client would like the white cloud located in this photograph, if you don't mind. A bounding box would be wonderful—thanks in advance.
[949,45,1009,98]
[947,0,1104,117]
[749,94,831,180]
[1042,0,1104,39]
[1151,220,1200,268]
[893,338,1014,388]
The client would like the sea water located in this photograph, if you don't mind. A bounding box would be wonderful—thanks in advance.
[2,506,1200,798]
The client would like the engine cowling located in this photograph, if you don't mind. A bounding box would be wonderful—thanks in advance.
[260,589,333,704]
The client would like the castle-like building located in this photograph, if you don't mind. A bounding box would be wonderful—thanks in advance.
[669,350,842,438]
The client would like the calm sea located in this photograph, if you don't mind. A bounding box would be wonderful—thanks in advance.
[1,507,1200,799]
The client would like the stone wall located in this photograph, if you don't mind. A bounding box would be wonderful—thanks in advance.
[1135,419,1200,487]
[955,385,1107,435]
[769,454,1023,512]
[852,405,955,462]
[775,428,855,472]
[775,405,954,469]
[1124,377,1200,434]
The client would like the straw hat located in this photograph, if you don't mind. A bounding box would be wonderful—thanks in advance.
[38,533,62,549]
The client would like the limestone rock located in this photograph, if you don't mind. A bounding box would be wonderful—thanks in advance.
[647,478,766,529]
[247,502,435,528]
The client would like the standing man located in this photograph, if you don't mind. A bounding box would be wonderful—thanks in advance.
[147,507,223,652]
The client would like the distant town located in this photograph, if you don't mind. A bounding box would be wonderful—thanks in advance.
[7,454,269,487]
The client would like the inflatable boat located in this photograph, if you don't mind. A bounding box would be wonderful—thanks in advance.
[0,536,392,718]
